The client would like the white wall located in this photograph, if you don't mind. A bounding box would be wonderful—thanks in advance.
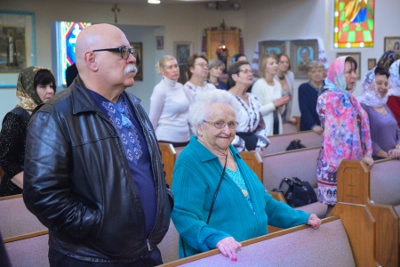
[244,0,400,116]
[1,0,399,123]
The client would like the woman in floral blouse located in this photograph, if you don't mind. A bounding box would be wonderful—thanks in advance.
[316,56,373,214]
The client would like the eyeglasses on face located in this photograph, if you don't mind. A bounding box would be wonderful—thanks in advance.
[203,120,239,129]
[237,69,254,74]
[92,46,136,60]
[195,63,209,68]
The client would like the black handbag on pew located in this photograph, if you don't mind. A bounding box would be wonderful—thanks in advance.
[272,177,317,207]
[286,139,306,151]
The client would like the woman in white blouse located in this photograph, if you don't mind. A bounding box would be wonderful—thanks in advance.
[252,54,290,136]
[149,55,190,147]
[184,53,216,103]
[227,61,270,152]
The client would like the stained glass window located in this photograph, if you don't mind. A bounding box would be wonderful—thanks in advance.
[333,0,375,48]
[56,21,91,86]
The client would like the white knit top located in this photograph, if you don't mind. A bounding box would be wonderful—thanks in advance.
[149,76,190,143]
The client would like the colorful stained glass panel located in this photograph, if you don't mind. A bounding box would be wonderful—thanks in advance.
[334,0,375,48]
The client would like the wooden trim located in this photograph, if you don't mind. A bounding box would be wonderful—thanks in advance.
[262,145,320,158]
[159,143,177,188]
[0,194,23,201]
[337,159,399,267]
[239,151,263,183]
[3,229,48,243]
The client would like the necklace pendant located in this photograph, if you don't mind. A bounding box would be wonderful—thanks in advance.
[242,189,249,198]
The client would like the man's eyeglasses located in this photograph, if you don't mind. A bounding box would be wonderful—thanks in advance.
[203,120,239,129]
[92,46,136,60]
[237,69,254,74]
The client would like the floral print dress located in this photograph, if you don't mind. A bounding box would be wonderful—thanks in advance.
[316,56,372,205]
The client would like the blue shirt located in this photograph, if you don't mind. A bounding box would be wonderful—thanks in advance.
[89,90,156,235]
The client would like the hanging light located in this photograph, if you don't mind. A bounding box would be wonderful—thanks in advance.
[148,0,160,4]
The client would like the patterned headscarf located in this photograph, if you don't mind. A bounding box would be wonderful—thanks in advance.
[324,56,351,96]
[388,59,400,97]
[377,50,400,70]
[16,66,53,112]
[359,67,388,107]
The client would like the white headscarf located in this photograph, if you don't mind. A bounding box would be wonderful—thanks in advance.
[388,59,400,97]
[359,67,388,107]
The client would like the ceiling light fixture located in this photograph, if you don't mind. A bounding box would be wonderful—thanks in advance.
[148,0,160,4]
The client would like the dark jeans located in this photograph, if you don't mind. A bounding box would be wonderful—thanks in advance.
[49,247,162,267]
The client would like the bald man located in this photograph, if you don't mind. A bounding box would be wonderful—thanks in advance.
[23,24,173,267]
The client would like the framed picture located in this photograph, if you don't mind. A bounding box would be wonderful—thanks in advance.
[174,41,192,65]
[156,36,164,50]
[130,42,143,81]
[290,39,318,79]
[258,40,286,57]
[384,36,400,53]
[0,10,36,88]
[336,52,361,80]
[367,58,376,70]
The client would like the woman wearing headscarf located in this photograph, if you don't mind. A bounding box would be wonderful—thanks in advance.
[0,66,56,196]
[387,59,400,128]
[316,56,373,213]
[171,89,321,261]
[149,55,190,147]
[359,65,400,159]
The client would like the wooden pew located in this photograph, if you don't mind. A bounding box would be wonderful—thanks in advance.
[0,194,47,242]
[261,147,327,218]
[158,216,368,267]
[336,159,400,267]
[4,230,49,267]
[264,130,322,155]
[282,122,298,134]
[159,143,177,188]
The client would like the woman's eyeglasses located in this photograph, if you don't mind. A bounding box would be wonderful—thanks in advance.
[237,69,254,74]
[92,46,136,60]
[203,120,239,129]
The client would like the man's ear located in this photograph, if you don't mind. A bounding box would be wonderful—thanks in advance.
[85,51,98,71]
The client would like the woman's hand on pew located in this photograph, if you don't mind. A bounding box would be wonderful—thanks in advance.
[307,214,321,229]
[216,236,242,261]
[361,156,374,169]
[388,148,400,159]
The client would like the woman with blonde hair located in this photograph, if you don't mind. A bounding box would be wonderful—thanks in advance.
[252,54,290,136]
[149,55,190,147]
[207,60,227,90]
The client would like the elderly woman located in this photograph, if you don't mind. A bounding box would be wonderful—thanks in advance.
[149,55,190,147]
[227,61,269,152]
[252,54,290,136]
[171,89,321,261]
[276,53,296,123]
[298,61,325,133]
[387,59,400,127]
[360,66,400,159]
[317,56,373,213]
[207,60,227,90]
[0,66,56,196]
[184,53,216,103]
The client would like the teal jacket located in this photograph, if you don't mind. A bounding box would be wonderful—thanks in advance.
[171,136,310,258]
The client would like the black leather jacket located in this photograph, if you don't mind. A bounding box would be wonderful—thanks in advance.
[23,77,172,263]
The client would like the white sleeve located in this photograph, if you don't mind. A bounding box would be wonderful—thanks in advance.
[149,84,166,131]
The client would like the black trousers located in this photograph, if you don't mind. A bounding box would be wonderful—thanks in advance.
[49,247,163,267]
